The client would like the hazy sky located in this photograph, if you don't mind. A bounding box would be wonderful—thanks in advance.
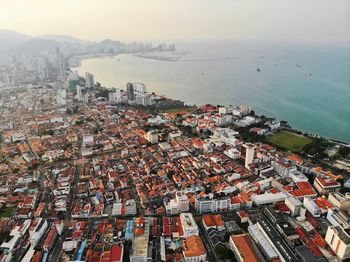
[0,0,349,45]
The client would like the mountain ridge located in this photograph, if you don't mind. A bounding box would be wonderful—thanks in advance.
[0,29,124,55]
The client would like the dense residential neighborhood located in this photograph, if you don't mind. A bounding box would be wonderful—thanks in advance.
[0,69,349,262]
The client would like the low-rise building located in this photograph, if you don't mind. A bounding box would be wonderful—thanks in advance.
[326,209,350,229]
[251,192,287,206]
[129,217,150,262]
[313,177,341,195]
[146,131,158,144]
[285,197,303,217]
[303,197,321,217]
[328,192,350,211]
[272,160,297,178]
[180,213,199,238]
[229,233,263,262]
[248,224,279,261]
[183,235,207,262]
[202,214,225,231]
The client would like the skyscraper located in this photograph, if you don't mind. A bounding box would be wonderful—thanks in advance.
[133,82,147,93]
[37,59,48,80]
[127,82,134,101]
[76,86,83,102]
[55,47,65,77]
[85,72,94,89]
[241,143,256,168]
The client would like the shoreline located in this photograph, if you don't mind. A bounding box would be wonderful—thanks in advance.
[72,54,350,145]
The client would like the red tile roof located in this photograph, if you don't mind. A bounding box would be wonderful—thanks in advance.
[230,234,260,262]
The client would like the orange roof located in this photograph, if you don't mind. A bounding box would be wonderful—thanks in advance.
[231,196,242,204]
[18,143,30,154]
[31,251,42,262]
[315,177,340,188]
[135,228,144,236]
[315,197,333,209]
[250,127,263,133]
[183,235,206,258]
[230,234,260,262]
[269,188,280,194]
[136,217,144,225]
[192,138,205,148]
[288,154,304,164]
[202,214,224,227]
[296,182,313,189]
[239,193,252,203]
[291,189,317,197]
[314,167,343,180]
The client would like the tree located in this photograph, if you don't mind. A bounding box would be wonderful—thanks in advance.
[214,244,235,261]
[75,119,84,125]
[339,146,350,158]
[57,211,65,220]
[73,105,79,114]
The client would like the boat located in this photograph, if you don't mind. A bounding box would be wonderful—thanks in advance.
[257,68,261,72]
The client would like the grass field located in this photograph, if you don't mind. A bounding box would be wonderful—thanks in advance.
[267,131,312,153]
[0,207,14,218]
[164,106,197,115]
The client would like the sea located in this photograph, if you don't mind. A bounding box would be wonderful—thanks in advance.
[74,40,350,143]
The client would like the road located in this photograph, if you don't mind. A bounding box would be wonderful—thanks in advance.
[197,220,220,262]
[49,132,83,261]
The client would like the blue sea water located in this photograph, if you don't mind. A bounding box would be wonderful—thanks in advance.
[75,40,350,143]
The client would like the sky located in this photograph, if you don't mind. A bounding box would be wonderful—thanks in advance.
[0,0,349,45]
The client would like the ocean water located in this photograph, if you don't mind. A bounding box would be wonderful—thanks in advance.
[74,41,350,143]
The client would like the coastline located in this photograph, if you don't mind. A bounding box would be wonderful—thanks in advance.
[73,53,350,145]
[68,53,118,68]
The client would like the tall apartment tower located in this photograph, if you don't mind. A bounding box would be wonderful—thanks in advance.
[85,72,94,88]
[76,86,83,102]
[55,47,65,77]
[126,82,135,101]
[241,143,256,168]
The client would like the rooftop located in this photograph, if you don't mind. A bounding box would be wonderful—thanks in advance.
[230,234,261,262]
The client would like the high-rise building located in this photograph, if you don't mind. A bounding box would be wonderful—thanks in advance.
[133,82,147,93]
[108,89,122,103]
[37,59,48,80]
[55,47,65,77]
[126,83,134,101]
[135,94,152,106]
[241,143,256,168]
[56,89,66,106]
[85,72,94,88]
[76,86,83,102]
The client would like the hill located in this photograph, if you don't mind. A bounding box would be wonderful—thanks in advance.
[36,34,93,45]
[0,29,31,53]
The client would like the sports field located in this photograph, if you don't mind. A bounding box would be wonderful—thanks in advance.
[267,131,312,153]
